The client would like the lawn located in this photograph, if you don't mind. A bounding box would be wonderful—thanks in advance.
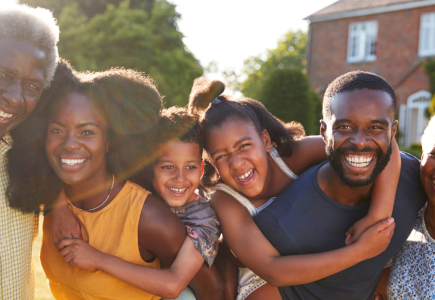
[33,215,55,300]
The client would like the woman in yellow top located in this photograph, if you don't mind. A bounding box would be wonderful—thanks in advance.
[13,60,223,300]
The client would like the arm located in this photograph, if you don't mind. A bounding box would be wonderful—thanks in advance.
[212,240,238,300]
[139,195,224,300]
[59,195,223,299]
[51,188,81,250]
[374,267,390,300]
[211,191,395,287]
[282,136,326,176]
[346,139,401,244]
[60,236,204,299]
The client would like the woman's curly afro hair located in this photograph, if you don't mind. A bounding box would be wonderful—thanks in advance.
[7,59,163,213]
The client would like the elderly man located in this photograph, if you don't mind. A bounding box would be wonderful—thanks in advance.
[0,4,59,299]
[255,71,427,300]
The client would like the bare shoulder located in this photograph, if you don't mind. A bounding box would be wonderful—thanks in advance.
[139,194,185,239]
[209,190,249,215]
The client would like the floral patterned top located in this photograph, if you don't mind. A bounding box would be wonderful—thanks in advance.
[170,195,220,267]
[388,204,435,299]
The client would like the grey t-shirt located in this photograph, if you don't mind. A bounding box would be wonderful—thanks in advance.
[254,152,426,300]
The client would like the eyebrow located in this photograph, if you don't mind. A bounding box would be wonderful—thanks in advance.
[49,121,99,128]
[210,136,252,157]
[2,66,44,86]
[334,118,352,124]
[369,119,389,126]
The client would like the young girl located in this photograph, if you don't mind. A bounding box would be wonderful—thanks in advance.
[12,60,223,300]
[188,77,400,299]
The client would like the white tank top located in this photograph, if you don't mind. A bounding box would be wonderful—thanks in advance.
[213,147,298,216]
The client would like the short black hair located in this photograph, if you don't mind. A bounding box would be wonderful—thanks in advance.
[323,71,396,121]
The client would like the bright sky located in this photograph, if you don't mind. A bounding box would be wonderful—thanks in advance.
[170,0,338,74]
[1,0,338,75]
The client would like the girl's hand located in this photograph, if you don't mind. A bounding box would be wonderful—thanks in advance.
[59,238,103,271]
[52,188,81,251]
[345,216,375,246]
[353,218,395,260]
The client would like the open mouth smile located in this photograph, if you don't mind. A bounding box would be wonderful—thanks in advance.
[167,187,188,197]
[344,155,374,168]
[61,158,86,166]
[234,168,256,186]
[0,108,15,122]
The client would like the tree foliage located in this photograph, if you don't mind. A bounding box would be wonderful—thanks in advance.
[240,29,307,100]
[21,0,203,106]
[238,29,321,134]
[259,68,320,134]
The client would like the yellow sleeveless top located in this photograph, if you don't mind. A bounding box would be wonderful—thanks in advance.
[40,181,161,300]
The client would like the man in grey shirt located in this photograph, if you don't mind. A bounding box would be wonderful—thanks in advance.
[255,71,426,300]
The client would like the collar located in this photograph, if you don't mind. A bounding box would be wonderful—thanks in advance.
[0,133,13,157]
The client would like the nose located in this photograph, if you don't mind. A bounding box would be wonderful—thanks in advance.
[63,133,81,151]
[349,128,370,149]
[229,152,244,170]
[173,168,187,183]
[2,80,24,107]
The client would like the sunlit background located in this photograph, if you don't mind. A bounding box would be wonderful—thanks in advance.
[0,0,336,298]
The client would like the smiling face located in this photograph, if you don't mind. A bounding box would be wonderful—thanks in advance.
[206,118,272,198]
[152,141,202,207]
[46,93,109,186]
[321,89,397,187]
[0,37,47,138]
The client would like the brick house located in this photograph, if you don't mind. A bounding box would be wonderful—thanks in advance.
[305,0,435,147]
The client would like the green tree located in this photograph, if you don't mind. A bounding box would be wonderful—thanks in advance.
[240,29,307,100]
[259,68,320,134]
[21,0,203,107]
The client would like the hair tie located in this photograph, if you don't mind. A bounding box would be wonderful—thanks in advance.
[211,98,221,105]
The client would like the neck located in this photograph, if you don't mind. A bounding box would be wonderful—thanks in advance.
[318,163,373,206]
[64,169,114,211]
[425,202,435,239]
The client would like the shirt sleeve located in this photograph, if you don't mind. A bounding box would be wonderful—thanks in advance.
[181,202,221,268]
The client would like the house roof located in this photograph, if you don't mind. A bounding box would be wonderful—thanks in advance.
[306,0,435,22]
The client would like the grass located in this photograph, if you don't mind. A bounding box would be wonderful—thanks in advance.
[33,215,55,300]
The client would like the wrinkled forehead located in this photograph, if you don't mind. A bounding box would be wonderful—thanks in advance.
[329,89,394,124]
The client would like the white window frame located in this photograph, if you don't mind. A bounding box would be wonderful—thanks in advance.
[347,21,378,63]
[419,12,435,57]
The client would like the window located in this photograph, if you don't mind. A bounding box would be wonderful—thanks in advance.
[347,21,378,63]
[419,12,435,56]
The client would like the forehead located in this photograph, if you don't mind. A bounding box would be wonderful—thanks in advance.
[0,37,47,80]
[50,93,106,123]
[159,141,201,160]
[330,89,393,123]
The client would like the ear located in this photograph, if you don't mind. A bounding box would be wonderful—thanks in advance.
[261,129,273,152]
[320,120,327,142]
[391,120,398,139]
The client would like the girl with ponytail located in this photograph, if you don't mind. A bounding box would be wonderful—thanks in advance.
[188,77,400,300]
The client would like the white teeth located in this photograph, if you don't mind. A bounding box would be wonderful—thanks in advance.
[169,188,187,193]
[432,179,435,185]
[345,156,373,168]
[238,169,253,180]
[61,158,86,166]
[0,109,13,119]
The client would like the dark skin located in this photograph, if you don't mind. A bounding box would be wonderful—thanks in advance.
[0,37,47,139]
[46,94,223,299]
[207,117,397,298]
[318,89,398,206]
